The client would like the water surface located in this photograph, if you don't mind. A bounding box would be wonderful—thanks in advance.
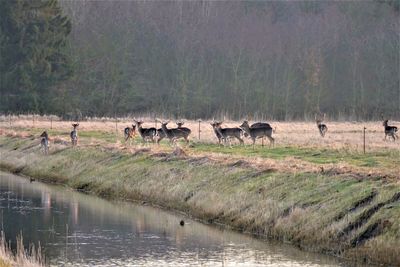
[0,172,354,266]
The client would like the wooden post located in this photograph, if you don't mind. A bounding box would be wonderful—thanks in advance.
[32,114,35,127]
[198,119,202,140]
[363,127,366,154]
[115,118,118,133]
[50,117,53,129]
[9,114,11,128]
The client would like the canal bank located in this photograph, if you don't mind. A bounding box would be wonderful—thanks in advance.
[1,172,349,266]
[0,135,399,266]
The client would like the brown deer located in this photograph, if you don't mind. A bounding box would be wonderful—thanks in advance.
[70,123,79,146]
[160,121,191,145]
[124,124,136,144]
[315,114,328,137]
[210,121,244,147]
[382,119,398,141]
[40,131,49,155]
[240,120,274,148]
[133,119,157,144]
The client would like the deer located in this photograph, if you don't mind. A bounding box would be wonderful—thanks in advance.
[250,122,272,128]
[240,120,274,148]
[155,128,166,144]
[176,120,185,128]
[133,119,157,144]
[124,124,136,144]
[210,121,244,147]
[315,113,328,137]
[382,119,398,141]
[70,123,79,146]
[40,131,49,155]
[159,120,191,145]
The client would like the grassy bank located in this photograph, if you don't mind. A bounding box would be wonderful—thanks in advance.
[0,135,399,266]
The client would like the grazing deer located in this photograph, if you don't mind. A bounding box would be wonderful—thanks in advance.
[124,124,136,144]
[40,131,49,155]
[210,121,244,147]
[315,114,328,137]
[240,120,274,148]
[383,119,398,141]
[133,119,157,144]
[70,123,79,146]
[160,121,191,145]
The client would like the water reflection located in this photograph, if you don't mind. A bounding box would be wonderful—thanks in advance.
[0,172,354,266]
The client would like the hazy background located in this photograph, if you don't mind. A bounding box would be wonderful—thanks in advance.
[1,0,399,120]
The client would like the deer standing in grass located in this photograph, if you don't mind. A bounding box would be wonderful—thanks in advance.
[124,124,136,144]
[240,120,274,148]
[70,123,79,146]
[40,131,49,154]
[210,121,244,147]
[382,119,398,141]
[133,119,157,144]
[160,121,191,145]
[315,114,328,137]
[155,128,166,145]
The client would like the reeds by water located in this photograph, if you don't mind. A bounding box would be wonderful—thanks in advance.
[0,231,44,267]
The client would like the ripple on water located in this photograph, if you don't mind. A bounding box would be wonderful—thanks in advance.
[1,173,351,267]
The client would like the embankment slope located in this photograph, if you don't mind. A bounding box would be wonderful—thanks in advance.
[0,135,399,266]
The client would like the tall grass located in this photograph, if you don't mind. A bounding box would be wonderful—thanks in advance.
[0,231,44,267]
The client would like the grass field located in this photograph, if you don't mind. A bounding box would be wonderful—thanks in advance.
[1,115,399,151]
[0,134,400,266]
[1,116,399,179]
[0,116,399,265]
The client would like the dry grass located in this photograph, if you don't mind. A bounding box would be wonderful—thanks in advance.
[1,115,399,151]
[1,135,400,265]
[0,232,44,267]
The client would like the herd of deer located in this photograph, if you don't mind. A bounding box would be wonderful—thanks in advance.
[38,117,398,154]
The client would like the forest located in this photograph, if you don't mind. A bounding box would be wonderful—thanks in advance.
[0,0,399,120]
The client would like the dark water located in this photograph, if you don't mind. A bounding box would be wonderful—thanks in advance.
[0,172,352,266]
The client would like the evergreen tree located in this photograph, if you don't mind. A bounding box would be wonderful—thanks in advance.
[0,0,72,113]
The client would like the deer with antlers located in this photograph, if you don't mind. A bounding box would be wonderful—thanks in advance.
[210,121,244,147]
[315,113,328,137]
[70,123,79,146]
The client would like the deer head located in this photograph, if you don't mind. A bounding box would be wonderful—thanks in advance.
[40,131,48,138]
[176,120,185,127]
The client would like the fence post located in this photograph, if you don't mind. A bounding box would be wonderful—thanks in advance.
[198,119,202,140]
[363,127,366,154]
[9,114,11,128]
[32,114,35,127]
[50,117,53,129]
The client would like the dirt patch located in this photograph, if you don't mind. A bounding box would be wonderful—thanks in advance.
[339,192,400,238]
[334,190,378,221]
[350,219,392,247]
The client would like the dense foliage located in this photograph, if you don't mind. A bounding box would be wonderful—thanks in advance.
[1,1,399,120]
[0,0,72,113]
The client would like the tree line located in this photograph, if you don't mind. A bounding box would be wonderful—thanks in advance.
[1,0,399,120]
